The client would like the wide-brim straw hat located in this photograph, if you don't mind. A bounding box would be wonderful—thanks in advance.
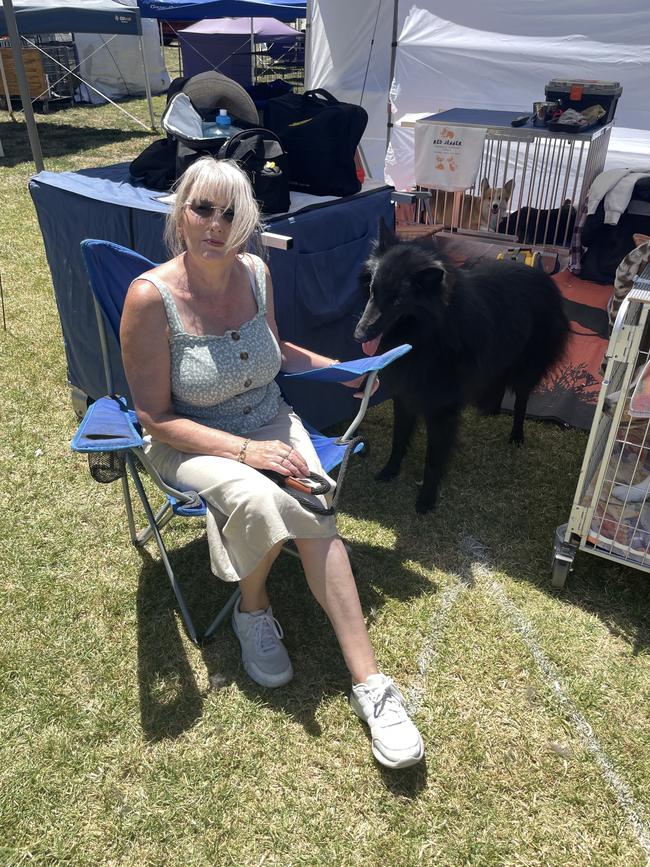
[182,72,259,125]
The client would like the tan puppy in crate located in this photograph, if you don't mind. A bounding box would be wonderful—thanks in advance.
[429,177,514,231]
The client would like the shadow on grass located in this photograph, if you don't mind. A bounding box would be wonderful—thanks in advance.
[0,119,152,166]
[347,402,650,658]
[133,526,434,789]
[135,546,205,743]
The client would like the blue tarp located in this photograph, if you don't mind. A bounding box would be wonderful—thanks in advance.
[137,0,306,24]
[29,163,393,428]
[0,1,141,35]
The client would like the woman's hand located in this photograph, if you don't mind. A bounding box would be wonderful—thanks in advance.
[341,373,380,399]
[244,439,310,477]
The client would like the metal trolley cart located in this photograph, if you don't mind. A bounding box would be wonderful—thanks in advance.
[552,265,650,587]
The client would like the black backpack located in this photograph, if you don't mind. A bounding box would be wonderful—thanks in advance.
[219,128,291,214]
[265,89,368,197]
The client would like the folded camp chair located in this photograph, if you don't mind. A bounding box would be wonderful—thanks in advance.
[71,239,411,645]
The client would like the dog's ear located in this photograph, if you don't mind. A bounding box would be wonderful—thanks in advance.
[480,177,490,196]
[377,217,397,252]
[414,265,450,310]
[503,178,514,199]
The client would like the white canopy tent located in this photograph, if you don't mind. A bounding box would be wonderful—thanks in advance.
[74,22,169,105]
[306,0,650,186]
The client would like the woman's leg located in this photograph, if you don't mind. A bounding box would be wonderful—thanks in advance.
[294,536,378,683]
[232,539,293,688]
[238,540,284,612]
[296,535,425,769]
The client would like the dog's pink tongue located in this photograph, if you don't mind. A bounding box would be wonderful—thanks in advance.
[362,336,382,356]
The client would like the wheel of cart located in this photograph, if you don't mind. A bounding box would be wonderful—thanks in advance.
[551,523,578,588]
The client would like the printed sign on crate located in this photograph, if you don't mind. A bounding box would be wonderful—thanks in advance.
[414,122,486,190]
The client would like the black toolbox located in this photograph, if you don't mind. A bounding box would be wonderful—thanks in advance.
[544,79,622,125]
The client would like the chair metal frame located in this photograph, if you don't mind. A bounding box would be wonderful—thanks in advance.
[71,239,410,645]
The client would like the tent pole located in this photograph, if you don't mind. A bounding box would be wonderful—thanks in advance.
[0,45,16,120]
[2,0,44,172]
[250,18,255,86]
[304,0,313,90]
[136,21,156,131]
[386,0,399,153]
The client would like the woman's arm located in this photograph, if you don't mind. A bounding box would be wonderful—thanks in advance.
[120,276,309,477]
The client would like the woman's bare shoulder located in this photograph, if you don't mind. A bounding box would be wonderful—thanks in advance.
[127,260,182,306]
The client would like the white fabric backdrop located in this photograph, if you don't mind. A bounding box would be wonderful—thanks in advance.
[307,0,394,177]
[307,0,650,186]
[74,17,169,104]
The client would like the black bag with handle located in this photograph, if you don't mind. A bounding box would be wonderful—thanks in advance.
[265,88,368,197]
[218,127,291,214]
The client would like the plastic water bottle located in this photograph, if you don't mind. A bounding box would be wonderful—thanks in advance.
[215,109,232,133]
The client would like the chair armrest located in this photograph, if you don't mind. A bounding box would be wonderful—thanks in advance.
[281,344,412,383]
[71,396,145,453]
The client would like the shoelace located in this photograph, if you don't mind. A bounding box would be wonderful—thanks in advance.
[368,679,409,726]
[252,611,284,655]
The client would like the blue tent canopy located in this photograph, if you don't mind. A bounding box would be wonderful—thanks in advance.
[138,0,306,23]
[0,1,142,35]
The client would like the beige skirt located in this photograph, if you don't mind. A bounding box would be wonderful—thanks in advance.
[144,400,338,582]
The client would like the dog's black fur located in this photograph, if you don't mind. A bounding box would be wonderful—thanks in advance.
[498,199,577,246]
[354,220,570,513]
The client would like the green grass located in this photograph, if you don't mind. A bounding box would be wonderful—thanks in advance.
[2,74,650,867]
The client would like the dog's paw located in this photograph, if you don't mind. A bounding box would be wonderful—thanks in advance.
[415,491,437,514]
[508,433,524,447]
[375,464,399,482]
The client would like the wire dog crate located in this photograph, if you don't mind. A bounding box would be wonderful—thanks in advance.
[552,265,650,587]
[0,39,77,111]
[413,108,611,249]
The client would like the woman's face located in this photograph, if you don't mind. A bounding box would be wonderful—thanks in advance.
[179,191,235,261]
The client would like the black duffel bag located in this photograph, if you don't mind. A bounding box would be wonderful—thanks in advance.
[219,128,291,214]
[265,88,368,197]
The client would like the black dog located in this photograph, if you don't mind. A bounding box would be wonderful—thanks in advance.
[498,199,577,246]
[354,221,570,513]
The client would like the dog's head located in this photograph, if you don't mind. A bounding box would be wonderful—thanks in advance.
[480,177,514,227]
[354,219,451,354]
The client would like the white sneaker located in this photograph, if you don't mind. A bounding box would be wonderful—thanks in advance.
[350,673,424,769]
[231,599,293,688]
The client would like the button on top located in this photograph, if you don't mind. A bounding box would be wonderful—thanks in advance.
[231,331,240,341]
[244,378,252,388]
[243,406,251,414]
[240,351,249,360]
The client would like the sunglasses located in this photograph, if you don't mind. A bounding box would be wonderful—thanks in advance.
[186,202,235,223]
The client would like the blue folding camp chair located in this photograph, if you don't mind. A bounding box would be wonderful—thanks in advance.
[71,239,411,645]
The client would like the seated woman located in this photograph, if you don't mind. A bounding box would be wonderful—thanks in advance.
[120,157,423,770]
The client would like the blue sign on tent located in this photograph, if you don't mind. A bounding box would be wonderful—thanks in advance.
[0,1,141,36]
[137,0,306,24]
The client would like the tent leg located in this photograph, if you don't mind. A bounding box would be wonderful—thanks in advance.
[137,32,157,131]
[250,18,255,86]
[0,46,16,120]
[386,0,399,153]
[304,0,313,90]
[2,0,44,172]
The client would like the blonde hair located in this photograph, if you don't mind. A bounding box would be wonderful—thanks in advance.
[164,157,263,257]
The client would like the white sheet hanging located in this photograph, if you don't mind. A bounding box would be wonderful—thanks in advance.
[307,1,650,185]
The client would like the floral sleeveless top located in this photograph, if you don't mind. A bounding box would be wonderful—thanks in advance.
[141,254,282,435]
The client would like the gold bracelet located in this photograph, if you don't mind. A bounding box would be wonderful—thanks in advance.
[237,438,251,464]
